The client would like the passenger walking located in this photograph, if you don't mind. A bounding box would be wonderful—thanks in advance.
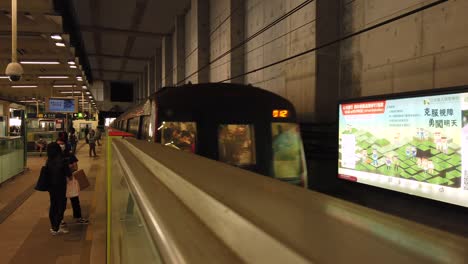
[46,142,71,235]
[88,130,97,157]
[95,129,102,146]
[84,125,89,143]
[69,129,78,155]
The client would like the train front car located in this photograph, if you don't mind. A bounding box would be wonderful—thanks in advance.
[153,83,308,187]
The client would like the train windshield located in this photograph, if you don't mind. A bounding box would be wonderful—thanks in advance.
[271,123,306,180]
[218,124,256,166]
[160,121,197,153]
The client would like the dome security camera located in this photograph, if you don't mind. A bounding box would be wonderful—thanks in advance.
[5,62,23,82]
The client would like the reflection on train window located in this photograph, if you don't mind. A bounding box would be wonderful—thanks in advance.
[160,122,197,153]
[141,116,151,141]
[218,124,256,166]
[271,123,304,179]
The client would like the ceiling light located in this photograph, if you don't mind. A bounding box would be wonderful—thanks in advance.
[11,85,38,88]
[82,85,87,89]
[67,61,76,65]
[51,34,62,40]
[55,42,66,47]
[53,84,75,88]
[60,91,81,94]
[20,61,60,65]
[69,65,77,69]
[88,96,92,99]
[86,91,91,94]
[38,76,69,79]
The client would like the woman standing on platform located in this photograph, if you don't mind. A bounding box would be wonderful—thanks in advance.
[46,142,71,235]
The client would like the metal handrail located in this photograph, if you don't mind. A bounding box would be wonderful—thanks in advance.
[111,138,468,264]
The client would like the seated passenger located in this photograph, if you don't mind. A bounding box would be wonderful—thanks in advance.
[36,137,47,157]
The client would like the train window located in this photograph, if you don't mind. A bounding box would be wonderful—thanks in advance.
[127,118,139,135]
[140,116,152,141]
[271,123,305,179]
[160,122,197,153]
[218,124,256,166]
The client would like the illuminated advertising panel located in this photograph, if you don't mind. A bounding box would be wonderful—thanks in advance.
[46,97,78,113]
[338,90,468,208]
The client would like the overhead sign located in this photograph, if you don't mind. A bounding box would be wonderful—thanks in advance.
[46,97,78,113]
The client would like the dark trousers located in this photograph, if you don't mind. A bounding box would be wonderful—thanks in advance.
[89,143,96,157]
[48,187,66,231]
[69,196,82,219]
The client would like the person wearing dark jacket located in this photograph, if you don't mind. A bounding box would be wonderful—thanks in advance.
[46,142,72,235]
[56,136,89,225]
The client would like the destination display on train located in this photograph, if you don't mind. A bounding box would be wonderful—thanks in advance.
[338,91,468,208]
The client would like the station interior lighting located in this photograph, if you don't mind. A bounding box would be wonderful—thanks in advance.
[20,61,60,65]
[55,42,66,47]
[50,34,62,40]
[11,85,38,88]
[53,84,75,88]
[38,76,69,79]
[69,65,77,69]
[60,91,81,94]
[82,85,87,89]
[0,76,9,79]
[67,61,76,65]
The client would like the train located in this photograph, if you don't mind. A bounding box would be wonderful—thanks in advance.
[111,83,308,186]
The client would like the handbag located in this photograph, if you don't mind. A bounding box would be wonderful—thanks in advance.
[66,176,80,198]
[35,166,49,192]
[73,169,90,190]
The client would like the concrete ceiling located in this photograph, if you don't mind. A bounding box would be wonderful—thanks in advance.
[0,0,190,110]
[0,0,93,110]
[73,0,190,82]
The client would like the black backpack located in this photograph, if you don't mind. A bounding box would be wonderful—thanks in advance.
[35,165,49,192]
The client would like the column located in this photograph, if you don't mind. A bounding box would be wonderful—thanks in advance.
[162,36,173,86]
[174,15,186,85]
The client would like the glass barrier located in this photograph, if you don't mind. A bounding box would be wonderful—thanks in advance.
[110,153,162,264]
[0,137,25,184]
[108,134,162,264]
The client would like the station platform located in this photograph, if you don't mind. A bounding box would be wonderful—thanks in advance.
[0,142,106,264]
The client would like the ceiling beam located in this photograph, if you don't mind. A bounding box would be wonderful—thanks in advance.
[80,25,167,38]
[89,0,103,79]
[87,53,148,61]
[117,0,151,80]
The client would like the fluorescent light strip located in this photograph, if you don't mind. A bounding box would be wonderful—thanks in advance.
[60,91,81,94]
[69,65,77,69]
[51,34,62,40]
[0,76,10,79]
[68,61,76,65]
[53,85,75,88]
[20,61,60,65]
[11,85,38,88]
[82,85,87,89]
[55,42,66,47]
[38,76,69,79]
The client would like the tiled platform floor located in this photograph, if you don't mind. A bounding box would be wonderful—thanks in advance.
[0,142,107,264]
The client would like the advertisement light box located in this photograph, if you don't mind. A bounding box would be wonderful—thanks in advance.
[338,89,468,208]
[46,97,78,113]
